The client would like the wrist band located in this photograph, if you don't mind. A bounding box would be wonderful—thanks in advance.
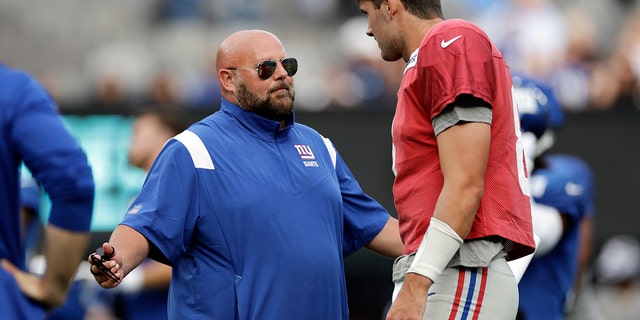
[407,217,463,283]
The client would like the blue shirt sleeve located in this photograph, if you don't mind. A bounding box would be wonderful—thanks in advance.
[11,73,94,232]
[531,160,592,223]
[545,154,596,218]
[120,139,199,265]
[333,149,390,257]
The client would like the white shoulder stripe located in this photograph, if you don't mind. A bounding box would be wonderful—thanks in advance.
[174,130,215,170]
[322,137,337,169]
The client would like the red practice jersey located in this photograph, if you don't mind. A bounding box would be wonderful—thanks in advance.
[392,19,535,260]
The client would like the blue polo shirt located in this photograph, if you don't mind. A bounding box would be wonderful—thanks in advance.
[121,98,390,319]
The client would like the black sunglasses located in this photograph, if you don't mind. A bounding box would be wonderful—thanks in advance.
[226,57,298,80]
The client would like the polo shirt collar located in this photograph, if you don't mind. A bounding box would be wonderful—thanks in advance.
[220,97,295,139]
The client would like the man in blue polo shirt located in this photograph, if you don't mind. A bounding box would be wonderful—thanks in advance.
[0,63,95,319]
[89,29,403,319]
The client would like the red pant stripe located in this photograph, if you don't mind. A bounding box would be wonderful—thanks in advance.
[471,267,489,320]
[448,268,467,320]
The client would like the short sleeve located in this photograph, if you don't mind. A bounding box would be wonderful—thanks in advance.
[120,139,200,265]
[332,149,390,256]
[420,25,496,119]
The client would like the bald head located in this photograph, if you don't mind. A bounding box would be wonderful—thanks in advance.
[216,30,286,72]
[215,29,296,125]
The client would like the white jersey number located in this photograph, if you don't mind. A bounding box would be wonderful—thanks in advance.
[512,87,530,196]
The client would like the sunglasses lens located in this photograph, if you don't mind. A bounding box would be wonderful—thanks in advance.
[281,58,298,77]
[257,60,277,80]
[254,58,298,79]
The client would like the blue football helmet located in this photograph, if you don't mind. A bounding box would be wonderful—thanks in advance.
[512,73,564,157]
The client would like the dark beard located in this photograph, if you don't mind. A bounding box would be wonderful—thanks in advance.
[236,80,295,122]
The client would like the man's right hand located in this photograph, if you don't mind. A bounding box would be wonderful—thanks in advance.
[88,242,123,288]
[386,273,433,320]
[1,259,67,309]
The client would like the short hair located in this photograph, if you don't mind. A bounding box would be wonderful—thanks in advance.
[357,0,443,19]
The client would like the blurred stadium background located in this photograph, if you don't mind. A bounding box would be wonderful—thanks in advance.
[4,0,640,319]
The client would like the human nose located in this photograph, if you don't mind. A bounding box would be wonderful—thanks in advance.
[366,24,374,37]
[272,61,289,80]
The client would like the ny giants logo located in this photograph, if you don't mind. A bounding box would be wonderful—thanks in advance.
[294,144,319,167]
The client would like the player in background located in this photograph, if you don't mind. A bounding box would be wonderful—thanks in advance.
[20,175,99,320]
[0,63,95,319]
[513,73,598,320]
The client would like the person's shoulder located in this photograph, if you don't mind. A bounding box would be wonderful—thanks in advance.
[0,64,53,98]
[0,63,20,79]
[167,116,223,151]
[434,19,485,35]
[184,113,224,136]
[545,154,595,186]
[425,19,492,49]
[545,153,589,168]
[0,64,38,92]
[440,19,476,28]
[0,65,57,119]
[543,154,592,176]
[534,153,594,193]
[292,121,324,139]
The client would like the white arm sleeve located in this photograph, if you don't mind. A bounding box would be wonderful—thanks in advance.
[407,218,463,283]
[531,201,564,257]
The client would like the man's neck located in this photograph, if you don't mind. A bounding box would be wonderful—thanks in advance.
[401,18,444,62]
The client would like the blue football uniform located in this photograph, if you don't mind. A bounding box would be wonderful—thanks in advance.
[518,154,595,320]
[0,63,94,319]
[121,98,391,319]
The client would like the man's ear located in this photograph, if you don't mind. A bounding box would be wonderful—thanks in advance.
[218,69,236,92]
[386,0,399,17]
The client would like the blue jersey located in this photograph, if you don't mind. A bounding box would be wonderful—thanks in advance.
[518,154,595,320]
[121,98,390,320]
[0,64,94,319]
